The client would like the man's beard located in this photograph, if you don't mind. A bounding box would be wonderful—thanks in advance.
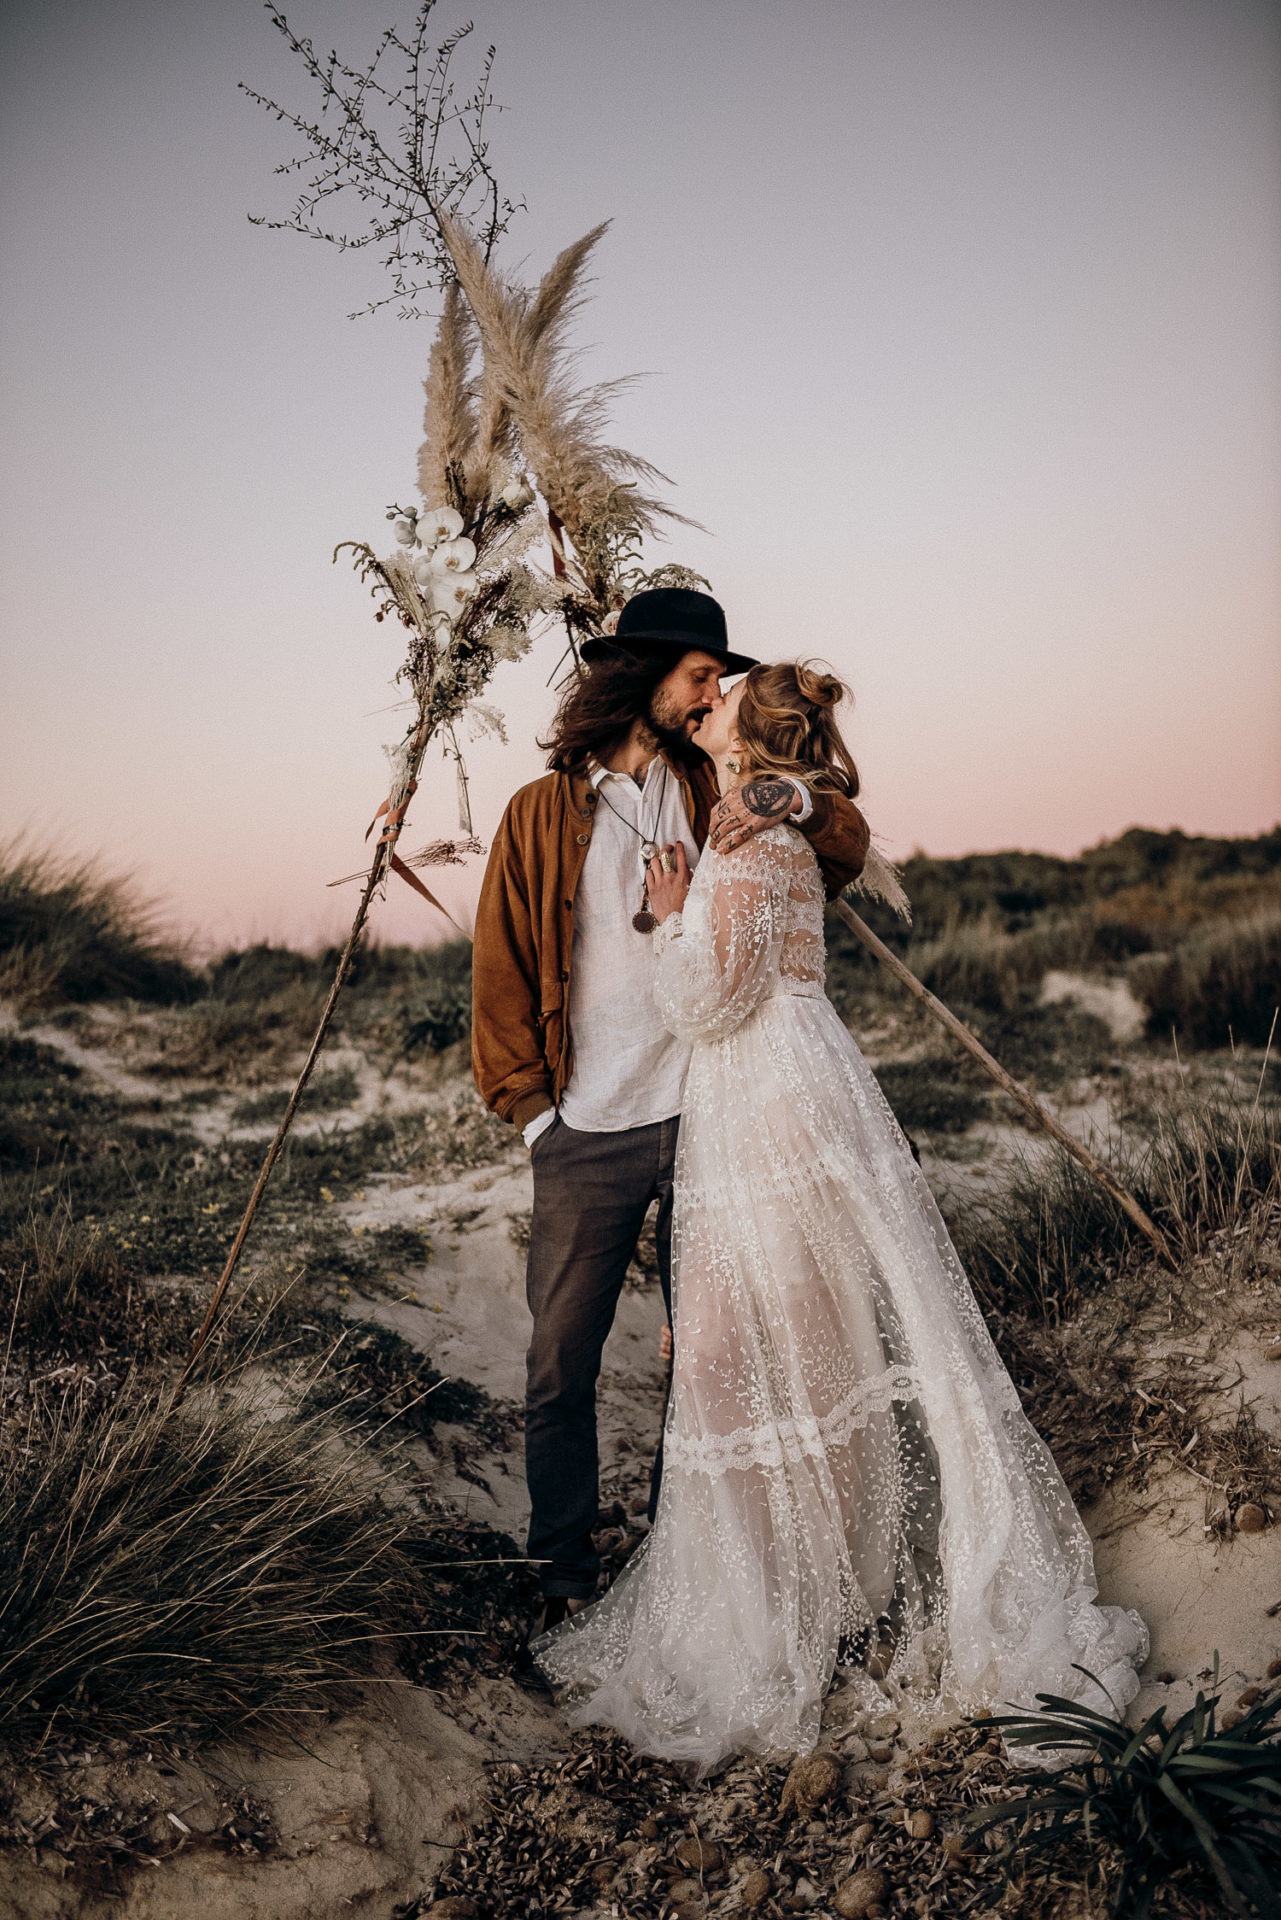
[647,696,710,770]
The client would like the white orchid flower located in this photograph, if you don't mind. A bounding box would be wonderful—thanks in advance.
[434,571,477,614]
[430,535,477,575]
[501,475,535,513]
[410,550,437,587]
[391,516,417,547]
[420,505,464,546]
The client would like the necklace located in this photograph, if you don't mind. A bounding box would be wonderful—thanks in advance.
[592,762,668,933]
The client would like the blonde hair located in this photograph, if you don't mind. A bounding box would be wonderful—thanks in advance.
[735,659,860,797]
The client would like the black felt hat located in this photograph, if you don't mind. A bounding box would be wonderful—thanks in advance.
[580,587,758,675]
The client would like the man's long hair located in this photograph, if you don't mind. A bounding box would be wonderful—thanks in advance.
[540,653,703,775]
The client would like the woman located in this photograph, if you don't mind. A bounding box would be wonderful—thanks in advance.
[533,662,1147,1768]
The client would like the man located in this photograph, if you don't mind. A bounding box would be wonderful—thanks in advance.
[471,587,869,1639]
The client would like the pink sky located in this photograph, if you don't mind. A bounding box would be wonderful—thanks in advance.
[2,0,1278,951]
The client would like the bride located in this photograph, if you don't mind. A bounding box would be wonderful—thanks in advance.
[533,660,1147,1768]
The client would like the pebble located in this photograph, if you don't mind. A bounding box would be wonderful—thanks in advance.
[866,1741,894,1764]
[1236,1503,1268,1533]
[1238,1686,1264,1707]
[1264,1340,1281,1362]
[903,1809,935,1840]
[667,1876,705,1901]
[1267,1657,1281,1679]
[1222,1710,1244,1731]
[675,1835,723,1872]
[833,1866,889,1917]
[638,1815,662,1841]
[848,1820,876,1851]
[737,1866,772,1908]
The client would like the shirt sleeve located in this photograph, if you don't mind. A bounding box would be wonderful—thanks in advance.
[652,832,792,1042]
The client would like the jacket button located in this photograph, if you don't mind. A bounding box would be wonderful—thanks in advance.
[565,899,573,910]
[585,792,598,806]
[560,969,569,982]
[576,831,590,845]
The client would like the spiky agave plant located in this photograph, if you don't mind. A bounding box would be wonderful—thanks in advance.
[964,1667,1281,1918]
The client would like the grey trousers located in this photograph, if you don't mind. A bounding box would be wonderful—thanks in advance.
[524,1112,677,1598]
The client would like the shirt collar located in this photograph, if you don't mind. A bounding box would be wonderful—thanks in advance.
[587,751,675,791]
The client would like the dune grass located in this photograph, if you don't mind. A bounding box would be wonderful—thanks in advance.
[0,1353,424,1754]
[1132,912,1281,1050]
[0,837,195,1009]
[948,1074,1281,1323]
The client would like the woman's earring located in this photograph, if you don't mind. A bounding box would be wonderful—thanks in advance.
[726,755,741,774]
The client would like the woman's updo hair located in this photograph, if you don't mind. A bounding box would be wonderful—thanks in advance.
[735,659,860,797]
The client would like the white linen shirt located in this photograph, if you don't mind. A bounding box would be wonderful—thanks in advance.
[523,757,812,1145]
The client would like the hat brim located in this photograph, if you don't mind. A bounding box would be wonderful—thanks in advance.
[579,630,758,676]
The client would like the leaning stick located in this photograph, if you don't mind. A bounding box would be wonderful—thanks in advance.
[835,896,1176,1269]
[177,707,437,1395]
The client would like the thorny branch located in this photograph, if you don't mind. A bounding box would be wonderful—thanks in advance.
[241,2,523,317]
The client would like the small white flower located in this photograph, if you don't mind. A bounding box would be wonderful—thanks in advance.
[410,550,437,586]
[431,535,477,575]
[420,505,464,545]
[501,475,535,513]
[391,516,417,547]
[434,571,477,613]
[600,610,622,636]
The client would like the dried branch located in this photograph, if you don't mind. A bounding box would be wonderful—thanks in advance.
[242,3,522,318]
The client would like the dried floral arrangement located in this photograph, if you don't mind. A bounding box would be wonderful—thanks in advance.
[185,7,704,1368]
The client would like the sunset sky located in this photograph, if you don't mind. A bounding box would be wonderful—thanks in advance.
[2,0,1278,951]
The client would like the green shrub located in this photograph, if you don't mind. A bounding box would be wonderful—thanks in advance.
[968,1670,1281,1919]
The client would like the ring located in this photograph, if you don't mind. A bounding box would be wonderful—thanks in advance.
[660,850,675,872]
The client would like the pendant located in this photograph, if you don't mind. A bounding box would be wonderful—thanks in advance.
[632,909,657,934]
[641,843,657,863]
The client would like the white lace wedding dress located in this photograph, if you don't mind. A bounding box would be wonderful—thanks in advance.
[534,825,1147,1768]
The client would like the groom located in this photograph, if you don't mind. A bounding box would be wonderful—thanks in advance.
[471,588,869,1639]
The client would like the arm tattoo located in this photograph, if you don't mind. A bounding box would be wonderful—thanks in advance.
[742,778,794,821]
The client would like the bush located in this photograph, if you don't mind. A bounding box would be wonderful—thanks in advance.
[0,838,195,1007]
[1132,912,1281,1048]
[874,1057,987,1134]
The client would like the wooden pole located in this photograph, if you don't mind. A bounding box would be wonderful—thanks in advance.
[834,896,1176,1270]
[177,710,436,1395]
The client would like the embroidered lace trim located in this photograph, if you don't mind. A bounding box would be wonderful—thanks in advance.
[664,1364,925,1475]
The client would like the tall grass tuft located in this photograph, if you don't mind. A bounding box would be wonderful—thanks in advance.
[0,1356,422,1753]
[966,1671,1281,1918]
[950,1077,1281,1321]
[0,837,195,1008]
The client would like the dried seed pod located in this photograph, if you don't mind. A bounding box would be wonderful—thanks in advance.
[1239,1685,1265,1707]
[903,1809,934,1840]
[848,1820,876,1851]
[738,1866,772,1907]
[675,1836,723,1872]
[833,1867,889,1918]
[1236,1503,1268,1533]
[1267,1657,1281,1679]
[779,1752,842,1818]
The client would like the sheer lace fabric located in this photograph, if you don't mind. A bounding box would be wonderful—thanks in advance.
[534,827,1147,1769]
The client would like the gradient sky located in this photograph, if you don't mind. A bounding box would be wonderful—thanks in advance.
[2,0,1278,951]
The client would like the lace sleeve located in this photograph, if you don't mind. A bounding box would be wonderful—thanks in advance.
[652,831,791,1041]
